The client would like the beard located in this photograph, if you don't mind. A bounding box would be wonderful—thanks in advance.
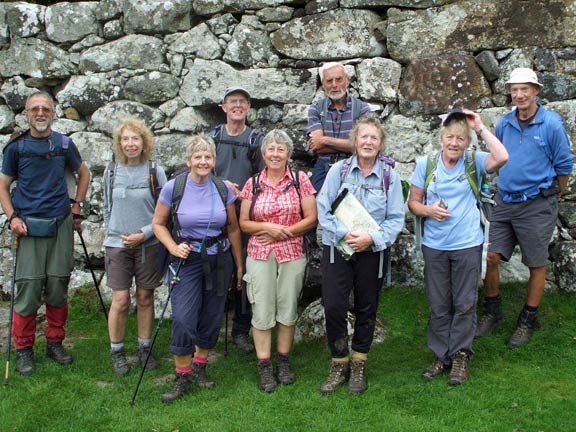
[327,89,347,102]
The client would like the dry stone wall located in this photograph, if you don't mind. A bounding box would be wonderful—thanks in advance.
[1,0,576,303]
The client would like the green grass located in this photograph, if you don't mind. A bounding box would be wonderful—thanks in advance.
[1,282,575,432]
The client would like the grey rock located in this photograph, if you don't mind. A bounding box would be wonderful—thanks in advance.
[70,131,113,172]
[0,5,8,47]
[534,48,557,72]
[123,0,191,35]
[52,118,87,136]
[0,38,76,79]
[357,57,402,103]
[124,72,180,105]
[154,133,192,172]
[0,106,15,134]
[179,59,316,105]
[551,241,576,293]
[305,0,339,15]
[271,9,385,60]
[95,0,122,20]
[257,105,284,123]
[224,16,274,67]
[206,13,238,35]
[45,2,98,44]
[102,20,124,40]
[69,35,106,53]
[167,23,222,59]
[341,0,453,7]
[475,51,500,82]
[57,74,115,116]
[492,49,533,95]
[169,107,211,133]
[256,6,294,22]
[384,114,435,163]
[558,202,576,229]
[282,104,310,129]
[79,35,165,73]
[169,53,185,77]
[5,2,45,38]
[193,0,291,16]
[540,73,576,102]
[90,101,160,135]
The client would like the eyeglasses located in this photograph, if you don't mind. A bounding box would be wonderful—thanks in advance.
[226,98,249,106]
[27,106,53,114]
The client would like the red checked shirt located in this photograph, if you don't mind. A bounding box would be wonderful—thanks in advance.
[240,167,316,263]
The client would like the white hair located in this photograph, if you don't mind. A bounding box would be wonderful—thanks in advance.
[319,62,347,83]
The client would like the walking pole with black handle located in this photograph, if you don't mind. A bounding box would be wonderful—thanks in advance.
[130,257,185,406]
[76,230,108,321]
[4,235,18,386]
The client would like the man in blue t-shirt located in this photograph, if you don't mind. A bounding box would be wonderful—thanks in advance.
[0,92,90,375]
[476,69,574,347]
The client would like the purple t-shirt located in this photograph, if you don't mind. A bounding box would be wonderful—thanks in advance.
[159,176,236,254]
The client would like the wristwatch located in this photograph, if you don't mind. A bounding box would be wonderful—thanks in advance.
[70,198,85,209]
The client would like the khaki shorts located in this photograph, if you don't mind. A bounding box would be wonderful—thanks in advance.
[105,245,162,290]
[244,252,306,330]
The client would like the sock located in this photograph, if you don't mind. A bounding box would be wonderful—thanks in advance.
[193,355,207,365]
[351,351,367,361]
[110,341,124,351]
[176,366,192,375]
[138,338,152,348]
[258,358,271,365]
[524,304,538,313]
[331,357,349,363]
[485,295,501,304]
[277,353,289,361]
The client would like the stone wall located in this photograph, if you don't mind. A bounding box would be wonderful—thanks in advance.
[1,0,576,302]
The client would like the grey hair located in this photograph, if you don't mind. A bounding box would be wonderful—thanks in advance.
[185,134,216,162]
[349,114,387,156]
[319,62,348,83]
[26,91,55,111]
[261,129,294,157]
[439,118,475,146]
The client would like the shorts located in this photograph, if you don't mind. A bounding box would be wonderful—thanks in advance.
[105,244,162,290]
[488,193,557,268]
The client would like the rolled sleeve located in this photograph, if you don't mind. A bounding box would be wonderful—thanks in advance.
[307,102,322,134]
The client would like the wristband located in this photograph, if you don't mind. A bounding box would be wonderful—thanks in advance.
[8,211,19,224]
[72,214,84,220]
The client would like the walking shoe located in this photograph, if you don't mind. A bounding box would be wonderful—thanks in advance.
[348,359,367,395]
[257,360,277,393]
[16,348,34,376]
[422,358,448,381]
[475,297,502,338]
[110,348,130,376]
[277,355,295,385]
[508,308,538,348]
[137,345,158,370]
[46,342,73,365]
[319,361,350,395]
[448,351,469,386]
[192,362,216,389]
[232,334,255,353]
[161,373,193,403]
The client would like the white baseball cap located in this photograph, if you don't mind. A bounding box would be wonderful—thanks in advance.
[505,68,543,88]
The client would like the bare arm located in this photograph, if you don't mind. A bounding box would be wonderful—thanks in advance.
[464,109,509,173]
[71,162,91,231]
[226,204,243,289]
[239,199,289,241]
[0,173,27,236]
[557,174,570,196]
[308,129,353,154]
[282,195,317,237]
[407,184,450,222]
[152,201,191,260]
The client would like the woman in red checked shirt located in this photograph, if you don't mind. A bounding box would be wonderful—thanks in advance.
[239,129,317,393]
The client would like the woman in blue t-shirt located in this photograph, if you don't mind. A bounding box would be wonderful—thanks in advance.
[408,109,508,386]
[153,135,243,403]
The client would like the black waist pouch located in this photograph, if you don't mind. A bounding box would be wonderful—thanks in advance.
[24,215,66,237]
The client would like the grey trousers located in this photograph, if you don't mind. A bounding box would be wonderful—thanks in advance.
[422,244,482,364]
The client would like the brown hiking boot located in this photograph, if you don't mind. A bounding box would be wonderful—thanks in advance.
[137,345,158,370]
[161,373,192,403]
[192,362,215,389]
[422,358,448,381]
[319,361,350,395]
[348,359,367,395]
[448,351,469,386]
[16,348,34,376]
[232,334,255,354]
[257,360,277,393]
[110,348,130,376]
[46,342,73,365]
[277,355,295,385]
[508,308,538,348]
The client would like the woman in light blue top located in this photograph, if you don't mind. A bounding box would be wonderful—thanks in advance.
[408,109,508,386]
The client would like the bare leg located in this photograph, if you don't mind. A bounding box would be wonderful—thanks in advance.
[526,266,547,307]
[253,328,272,360]
[483,252,501,297]
[277,323,295,355]
[108,290,130,343]
[135,287,154,340]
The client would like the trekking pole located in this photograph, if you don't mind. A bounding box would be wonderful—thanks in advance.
[76,230,108,321]
[4,235,18,386]
[223,288,230,357]
[130,258,185,406]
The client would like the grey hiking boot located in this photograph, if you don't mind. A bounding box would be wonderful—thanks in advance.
[257,360,277,393]
[422,357,449,381]
[448,351,470,386]
[277,354,295,385]
[16,348,34,376]
[110,348,130,376]
[161,373,192,403]
[348,359,367,395]
[508,308,538,348]
[137,345,158,370]
[319,361,350,395]
[475,297,502,339]
[232,334,255,354]
[192,362,215,389]
[46,342,73,365]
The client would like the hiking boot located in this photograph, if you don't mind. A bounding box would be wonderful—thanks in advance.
[319,361,350,395]
[508,308,538,348]
[277,355,295,385]
[137,345,158,370]
[422,358,448,381]
[110,348,130,376]
[16,348,34,376]
[257,360,277,393]
[475,297,502,339]
[232,334,255,354]
[192,362,215,389]
[348,359,367,395]
[160,373,192,403]
[448,351,469,386]
[46,342,73,365]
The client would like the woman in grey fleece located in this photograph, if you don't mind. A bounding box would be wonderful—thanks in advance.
[103,118,167,376]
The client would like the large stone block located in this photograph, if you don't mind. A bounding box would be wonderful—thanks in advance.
[69,131,113,172]
[223,16,275,67]
[551,241,576,293]
[57,74,116,116]
[166,23,221,59]
[341,0,454,7]
[90,100,161,135]
[270,9,386,60]
[123,0,192,35]
[123,72,180,105]
[357,57,402,103]
[193,0,291,15]
[45,2,99,44]
[5,2,45,38]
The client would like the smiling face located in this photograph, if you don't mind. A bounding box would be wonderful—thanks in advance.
[262,140,289,173]
[355,124,383,162]
[187,150,215,182]
[321,65,349,102]
[440,122,471,165]
[25,94,55,138]
[221,91,250,123]
[120,128,144,164]
[509,83,540,115]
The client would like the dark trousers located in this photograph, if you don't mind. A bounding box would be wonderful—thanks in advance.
[321,246,386,358]
[170,251,232,356]
[231,261,252,337]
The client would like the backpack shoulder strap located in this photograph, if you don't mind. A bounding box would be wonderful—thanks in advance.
[210,174,228,208]
[339,156,354,184]
[464,150,480,197]
[105,160,117,212]
[148,160,161,202]
[318,98,329,131]
[423,151,440,192]
[170,172,188,239]
[248,172,262,221]
[378,155,395,193]
[350,96,364,121]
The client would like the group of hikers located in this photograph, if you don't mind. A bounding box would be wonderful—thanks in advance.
[0,63,573,403]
